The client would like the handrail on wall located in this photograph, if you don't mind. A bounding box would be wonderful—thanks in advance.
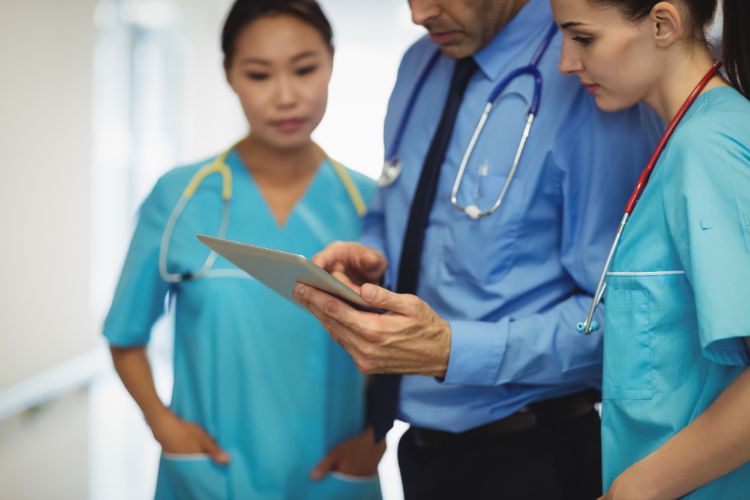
[0,348,108,422]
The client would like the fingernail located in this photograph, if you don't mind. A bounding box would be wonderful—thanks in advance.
[293,284,305,298]
[362,284,374,300]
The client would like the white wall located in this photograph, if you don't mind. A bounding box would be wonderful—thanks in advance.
[0,390,89,500]
[0,1,95,496]
[0,0,96,389]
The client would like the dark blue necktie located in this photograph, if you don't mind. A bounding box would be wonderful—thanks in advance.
[368,57,478,441]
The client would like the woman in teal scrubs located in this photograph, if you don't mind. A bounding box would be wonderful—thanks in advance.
[552,0,750,498]
[103,1,383,498]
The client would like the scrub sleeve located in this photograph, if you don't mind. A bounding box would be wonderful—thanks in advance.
[662,127,750,366]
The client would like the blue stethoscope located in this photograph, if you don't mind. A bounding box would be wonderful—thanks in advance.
[379,22,558,220]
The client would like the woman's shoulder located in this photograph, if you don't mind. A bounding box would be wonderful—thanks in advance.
[157,154,220,188]
[673,87,750,151]
[331,161,377,201]
[665,87,750,193]
[138,153,225,216]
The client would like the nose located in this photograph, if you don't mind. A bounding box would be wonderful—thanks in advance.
[558,38,584,74]
[274,73,297,109]
[409,0,441,27]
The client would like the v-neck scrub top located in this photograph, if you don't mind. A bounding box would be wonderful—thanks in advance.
[104,150,381,500]
[602,87,750,498]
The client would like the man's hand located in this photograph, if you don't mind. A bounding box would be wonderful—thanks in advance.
[312,241,388,292]
[150,410,230,465]
[293,281,451,377]
[310,427,386,480]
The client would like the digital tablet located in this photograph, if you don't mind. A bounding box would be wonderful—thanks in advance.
[197,234,378,312]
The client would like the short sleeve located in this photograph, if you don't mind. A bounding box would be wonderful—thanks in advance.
[103,177,173,347]
[663,123,750,366]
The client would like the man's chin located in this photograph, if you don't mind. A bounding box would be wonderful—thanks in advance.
[437,42,475,59]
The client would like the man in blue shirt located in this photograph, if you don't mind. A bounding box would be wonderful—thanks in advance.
[295,0,660,497]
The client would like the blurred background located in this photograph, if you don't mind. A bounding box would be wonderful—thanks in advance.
[0,0,421,498]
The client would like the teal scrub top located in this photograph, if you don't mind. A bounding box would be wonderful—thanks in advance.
[103,150,381,500]
[602,87,750,498]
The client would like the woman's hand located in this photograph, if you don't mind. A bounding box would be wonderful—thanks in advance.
[309,427,386,480]
[150,410,230,465]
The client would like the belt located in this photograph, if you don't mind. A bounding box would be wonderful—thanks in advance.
[410,389,599,447]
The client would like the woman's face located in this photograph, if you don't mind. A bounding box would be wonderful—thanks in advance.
[551,0,660,112]
[226,14,333,150]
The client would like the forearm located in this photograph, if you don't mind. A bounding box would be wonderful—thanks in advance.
[109,346,170,427]
[627,366,750,499]
[444,293,602,386]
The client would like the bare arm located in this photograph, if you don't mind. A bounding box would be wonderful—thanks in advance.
[110,346,170,428]
[605,359,750,499]
[110,346,229,463]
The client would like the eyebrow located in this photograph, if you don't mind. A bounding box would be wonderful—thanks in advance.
[239,51,320,66]
[560,21,589,29]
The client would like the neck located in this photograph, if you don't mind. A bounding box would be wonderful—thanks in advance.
[497,0,529,31]
[237,135,322,183]
[644,43,725,123]
[480,0,529,51]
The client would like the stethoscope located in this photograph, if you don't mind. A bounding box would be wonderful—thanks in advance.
[577,62,722,335]
[159,144,367,283]
[379,22,558,220]
[159,148,234,283]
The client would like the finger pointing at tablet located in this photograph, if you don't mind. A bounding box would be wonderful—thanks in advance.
[312,242,388,289]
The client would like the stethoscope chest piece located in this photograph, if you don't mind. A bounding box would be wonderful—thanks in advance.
[378,158,402,187]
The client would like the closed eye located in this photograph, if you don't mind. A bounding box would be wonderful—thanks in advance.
[246,72,270,81]
[295,65,318,76]
[572,35,594,47]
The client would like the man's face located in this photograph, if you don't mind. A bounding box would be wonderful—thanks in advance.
[408,0,525,58]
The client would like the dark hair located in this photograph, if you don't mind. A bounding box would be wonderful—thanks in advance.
[221,0,333,70]
[590,0,749,97]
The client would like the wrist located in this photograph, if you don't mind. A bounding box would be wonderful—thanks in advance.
[430,318,451,379]
[618,459,668,500]
[145,406,175,438]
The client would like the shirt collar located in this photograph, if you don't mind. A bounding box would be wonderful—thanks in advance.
[473,0,554,81]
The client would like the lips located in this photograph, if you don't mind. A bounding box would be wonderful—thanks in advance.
[429,31,460,45]
[582,82,601,95]
[270,118,307,133]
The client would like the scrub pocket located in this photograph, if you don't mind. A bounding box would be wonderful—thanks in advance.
[603,288,655,400]
[155,453,228,500]
[308,472,381,500]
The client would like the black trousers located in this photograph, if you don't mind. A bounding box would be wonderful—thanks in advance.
[397,409,602,500]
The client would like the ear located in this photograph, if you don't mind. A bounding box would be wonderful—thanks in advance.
[649,1,683,48]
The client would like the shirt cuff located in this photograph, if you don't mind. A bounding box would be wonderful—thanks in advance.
[443,318,509,386]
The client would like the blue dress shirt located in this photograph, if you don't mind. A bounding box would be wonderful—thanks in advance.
[360,0,662,432]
